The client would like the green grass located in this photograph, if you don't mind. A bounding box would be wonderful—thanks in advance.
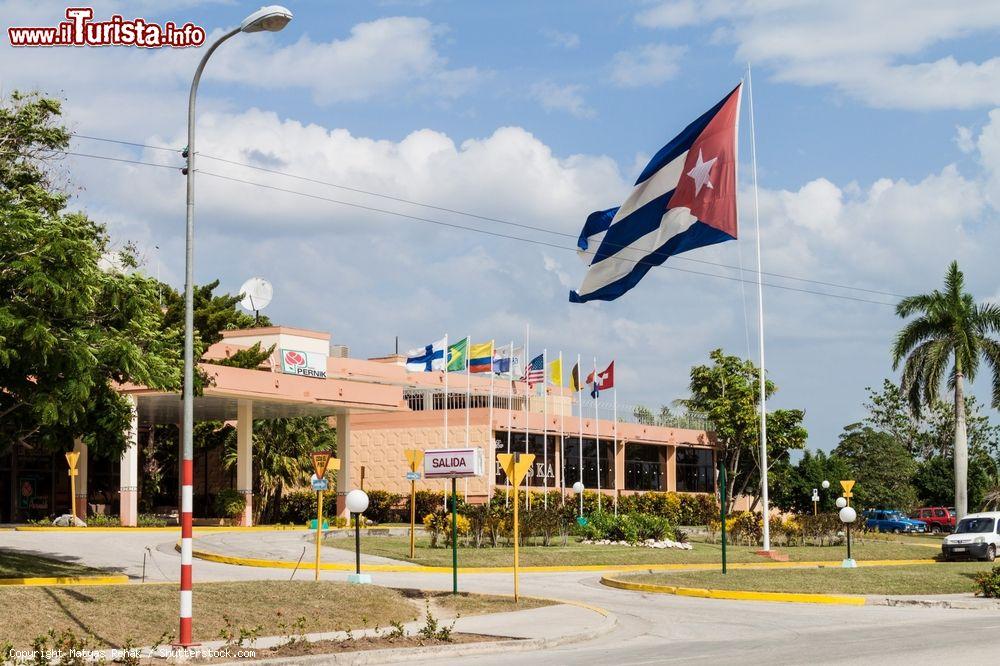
[0,581,552,649]
[618,562,994,596]
[323,534,937,567]
[0,549,108,578]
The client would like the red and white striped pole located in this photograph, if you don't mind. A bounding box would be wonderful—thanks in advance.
[179,457,194,644]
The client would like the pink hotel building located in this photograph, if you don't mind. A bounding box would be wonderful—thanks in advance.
[0,326,718,525]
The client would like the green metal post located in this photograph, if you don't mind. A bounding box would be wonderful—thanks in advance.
[451,477,458,595]
[720,460,727,574]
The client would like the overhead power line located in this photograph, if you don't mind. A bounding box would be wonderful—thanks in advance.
[58,145,900,307]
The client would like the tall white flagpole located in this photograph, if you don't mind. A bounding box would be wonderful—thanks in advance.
[443,334,449,512]
[488,340,495,503]
[748,64,771,552]
[506,340,513,507]
[593,356,601,512]
[465,335,471,503]
[524,324,530,509]
[559,351,565,506]
[613,370,618,517]
[577,353,583,500]
[543,348,548,508]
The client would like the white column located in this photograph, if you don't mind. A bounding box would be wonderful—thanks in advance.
[236,400,253,526]
[120,395,139,527]
[73,437,88,519]
[336,412,351,519]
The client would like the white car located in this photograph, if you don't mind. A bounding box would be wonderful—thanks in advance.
[941,511,1000,562]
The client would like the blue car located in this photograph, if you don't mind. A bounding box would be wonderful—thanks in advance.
[864,509,927,533]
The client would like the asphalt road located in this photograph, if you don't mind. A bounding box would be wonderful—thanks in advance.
[5,529,999,664]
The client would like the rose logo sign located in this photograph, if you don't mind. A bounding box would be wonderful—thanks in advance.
[284,350,305,367]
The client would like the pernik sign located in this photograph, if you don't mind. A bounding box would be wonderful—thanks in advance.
[280,348,327,379]
[424,448,483,479]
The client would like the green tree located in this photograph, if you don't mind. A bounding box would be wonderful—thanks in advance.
[0,91,180,457]
[892,261,1000,518]
[679,349,807,512]
[913,454,994,509]
[223,417,336,524]
[771,449,852,514]
[633,405,654,425]
[833,425,918,510]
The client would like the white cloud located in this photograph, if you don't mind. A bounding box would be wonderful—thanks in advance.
[610,43,685,88]
[635,1,1000,110]
[530,81,595,118]
[541,29,580,49]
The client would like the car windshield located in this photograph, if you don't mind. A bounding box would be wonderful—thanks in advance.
[885,512,904,520]
[955,518,996,534]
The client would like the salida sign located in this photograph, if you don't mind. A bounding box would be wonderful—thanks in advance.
[424,448,483,479]
[280,348,327,379]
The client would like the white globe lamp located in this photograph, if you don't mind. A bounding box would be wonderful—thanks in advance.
[835,496,847,509]
[839,505,858,568]
[346,489,371,584]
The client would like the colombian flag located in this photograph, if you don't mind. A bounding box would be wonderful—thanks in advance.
[469,341,494,373]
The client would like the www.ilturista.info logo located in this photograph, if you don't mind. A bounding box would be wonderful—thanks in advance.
[8,7,206,48]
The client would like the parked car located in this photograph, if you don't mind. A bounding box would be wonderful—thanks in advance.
[941,512,1000,561]
[911,506,956,533]
[864,509,927,533]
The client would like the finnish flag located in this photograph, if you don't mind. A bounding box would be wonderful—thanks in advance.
[405,337,447,372]
[570,84,742,303]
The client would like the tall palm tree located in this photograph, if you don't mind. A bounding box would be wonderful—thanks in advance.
[892,261,1000,519]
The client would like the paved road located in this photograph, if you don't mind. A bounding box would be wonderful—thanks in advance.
[4,529,999,664]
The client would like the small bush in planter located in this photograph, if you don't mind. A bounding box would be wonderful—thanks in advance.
[975,565,1000,598]
[214,489,246,522]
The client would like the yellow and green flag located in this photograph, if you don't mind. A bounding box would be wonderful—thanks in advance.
[447,337,469,371]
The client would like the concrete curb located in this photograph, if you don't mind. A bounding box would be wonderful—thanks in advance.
[0,574,129,587]
[211,604,617,666]
[600,574,867,606]
[868,596,1000,610]
[189,543,937,575]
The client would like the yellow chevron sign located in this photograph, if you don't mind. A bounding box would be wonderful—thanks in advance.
[840,480,855,497]
[497,453,535,487]
[404,449,424,473]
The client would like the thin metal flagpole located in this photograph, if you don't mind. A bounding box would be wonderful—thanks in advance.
[543,348,548,508]
[593,356,601,512]
[524,325,530,509]
[613,372,618,517]
[443,334,449,512]
[506,340,513,507]
[748,63,771,552]
[488,340,495,503]
[559,351,565,506]
[465,335,471,503]
[577,353,583,506]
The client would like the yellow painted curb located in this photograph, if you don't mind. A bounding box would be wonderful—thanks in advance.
[189,545,936,575]
[0,574,129,587]
[13,525,308,532]
[600,575,867,606]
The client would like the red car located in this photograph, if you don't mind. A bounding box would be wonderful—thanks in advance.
[911,506,956,533]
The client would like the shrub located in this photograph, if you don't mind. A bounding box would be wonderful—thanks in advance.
[578,511,674,545]
[415,490,451,520]
[974,565,1000,598]
[422,510,470,547]
[729,511,763,545]
[277,489,331,525]
[214,489,246,521]
[678,493,719,526]
[365,489,405,524]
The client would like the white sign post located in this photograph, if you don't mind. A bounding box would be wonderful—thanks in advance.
[423,448,482,594]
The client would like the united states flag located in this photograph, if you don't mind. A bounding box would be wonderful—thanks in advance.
[524,353,544,386]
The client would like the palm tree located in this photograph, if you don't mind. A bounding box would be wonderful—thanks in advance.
[892,261,1000,519]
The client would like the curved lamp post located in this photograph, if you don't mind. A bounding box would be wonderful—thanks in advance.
[178,5,292,647]
[346,489,371,584]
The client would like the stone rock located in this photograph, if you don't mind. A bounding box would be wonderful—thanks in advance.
[52,514,87,527]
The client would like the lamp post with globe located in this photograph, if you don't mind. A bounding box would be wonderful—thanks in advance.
[837,496,857,568]
[346,489,371,583]
[573,481,585,518]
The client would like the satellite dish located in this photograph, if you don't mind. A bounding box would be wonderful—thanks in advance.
[238,277,273,321]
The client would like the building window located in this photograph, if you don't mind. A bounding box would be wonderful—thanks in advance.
[625,443,666,491]
[562,436,614,491]
[676,446,714,493]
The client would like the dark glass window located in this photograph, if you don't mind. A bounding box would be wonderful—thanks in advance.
[562,436,614,490]
[492,432,558,488]
[625,443,666,491]
[676,446,714,493]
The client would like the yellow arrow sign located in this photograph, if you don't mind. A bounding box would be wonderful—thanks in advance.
[65,451,80,471]
[404,449,424,472]
[840,479,855,495]
[497,453,535,487]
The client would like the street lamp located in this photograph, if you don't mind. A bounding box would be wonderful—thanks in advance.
[346,489,371,584]
[836,496,847,509]
[839,505,857,568]
[821,479,830,490]
[178,5,292,647]
[572,481,584,518]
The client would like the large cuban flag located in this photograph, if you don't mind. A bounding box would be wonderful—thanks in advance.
[570,84,742,303]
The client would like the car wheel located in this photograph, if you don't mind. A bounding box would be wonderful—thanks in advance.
[931,525,941,534]
[985,545,996,563]
[892,528,901,534]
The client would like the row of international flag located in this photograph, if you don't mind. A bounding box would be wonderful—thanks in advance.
[405,337,615,398]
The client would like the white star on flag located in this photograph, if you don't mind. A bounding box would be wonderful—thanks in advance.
[686,149,717,196]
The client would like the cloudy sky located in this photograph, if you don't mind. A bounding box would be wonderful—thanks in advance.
[4,0,1000,450]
